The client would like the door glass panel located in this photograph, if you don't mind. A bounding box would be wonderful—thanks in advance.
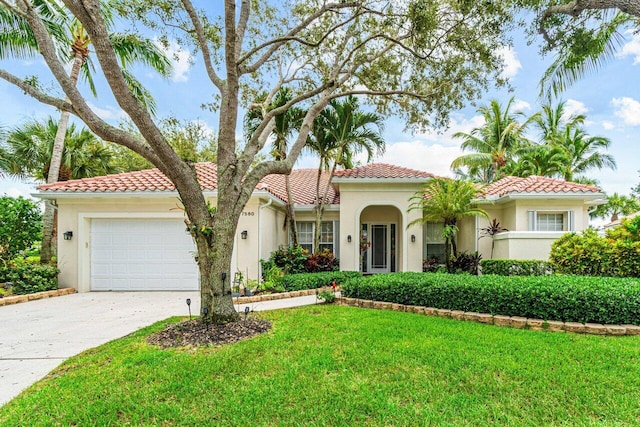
[360,223,368,273]
[371,224,387,269]
[390,224,396,272]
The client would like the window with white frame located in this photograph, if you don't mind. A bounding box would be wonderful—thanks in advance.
[528,211,574,232]
[423,222,446,264]
[295,221,338,254]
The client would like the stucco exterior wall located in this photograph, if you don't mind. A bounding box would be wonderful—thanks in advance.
[337,182,423,273]
[493,232,565,260]
[56,195,282,292]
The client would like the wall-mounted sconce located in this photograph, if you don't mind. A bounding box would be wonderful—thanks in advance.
[411,234,416,243]
[63,231,73,241]
[347,235,352,243]
[240,230,248,240]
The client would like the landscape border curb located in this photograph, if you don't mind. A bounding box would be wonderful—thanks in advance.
[335,296,640,336]
[0,288,77,306]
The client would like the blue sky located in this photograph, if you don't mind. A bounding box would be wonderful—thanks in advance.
[1,18,639,203]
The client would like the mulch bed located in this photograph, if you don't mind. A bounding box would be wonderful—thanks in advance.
[147,317,272,348]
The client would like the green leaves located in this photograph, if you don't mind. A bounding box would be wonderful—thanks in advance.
[342,272,640,325]
[0,196,42,264]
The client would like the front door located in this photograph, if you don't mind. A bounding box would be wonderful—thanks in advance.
[361,223,396,274]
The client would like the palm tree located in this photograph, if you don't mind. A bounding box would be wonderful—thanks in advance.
[451,98,536,183]
[590,193,640,222]
[506,144,567,178]
[536,101,585,144]
[306,96,385,251]
[244,88,306,245]
[539,13,631,100]
[3,118,120,181]
[555,127,616,182]
[0,4,171,263]
[408,178,488,271]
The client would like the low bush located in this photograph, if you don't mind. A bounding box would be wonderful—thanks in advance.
[480,259,554,276]
[450,251,481,275]
[280,271,361,292]
[5,258,59,295]
[550,226,640,278]
[261,246,339,276]
[341,272,640,325]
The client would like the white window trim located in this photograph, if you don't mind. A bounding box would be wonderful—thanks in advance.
[527,210,575,232]
[295,221,339,254]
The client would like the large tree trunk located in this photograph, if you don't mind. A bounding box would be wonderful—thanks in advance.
[41,53,83,265]
[194,209,239,323]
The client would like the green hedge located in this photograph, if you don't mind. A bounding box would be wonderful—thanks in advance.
[341,272,640,325]
[6,262,59,295]
[281,271,362,291]
[480,259,554,276]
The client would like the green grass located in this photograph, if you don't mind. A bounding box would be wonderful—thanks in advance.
[2,306,640,426]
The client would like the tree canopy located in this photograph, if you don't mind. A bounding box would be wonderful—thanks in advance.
[0,0,520,323]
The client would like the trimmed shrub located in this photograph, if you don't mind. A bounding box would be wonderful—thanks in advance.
[6,259,59,295]
[341,272,640,325]
[280,271,361,292]
[480,259,554,276]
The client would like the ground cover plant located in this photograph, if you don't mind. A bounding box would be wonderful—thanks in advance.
[341,272,640,325]
[1,306,640,425]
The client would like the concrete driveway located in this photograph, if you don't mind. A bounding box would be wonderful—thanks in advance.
[0,291,318,406]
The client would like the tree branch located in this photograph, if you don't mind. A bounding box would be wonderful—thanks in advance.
[180,0,224,91]
[238,1,361,74]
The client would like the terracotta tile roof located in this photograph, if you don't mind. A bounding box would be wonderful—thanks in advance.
[259,169,339,205]
[38,162,219,193]
[333,163,434,179]
[482,175,602,198]
[37,162,339,205]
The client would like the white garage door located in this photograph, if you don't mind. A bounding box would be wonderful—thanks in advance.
[91,218,199,291]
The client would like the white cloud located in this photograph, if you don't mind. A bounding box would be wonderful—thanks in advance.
[612,97,640,126]
[617,31,640,64]
[512,99,531,113]
[497,46,522,79]
[378,142,461,177]
[156,39,192,83]
[414,114,485,146]
[602,121,615,130]
[562,99,589,121]
[87,102,128,121]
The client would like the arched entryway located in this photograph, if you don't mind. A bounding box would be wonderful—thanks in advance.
[358,205,403,274]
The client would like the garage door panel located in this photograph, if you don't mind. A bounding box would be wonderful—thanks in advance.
[91,218,199,291]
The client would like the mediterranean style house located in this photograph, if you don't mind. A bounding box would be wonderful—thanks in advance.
[35,163,605,292]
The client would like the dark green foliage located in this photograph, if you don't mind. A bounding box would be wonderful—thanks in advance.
[261,246,339,276]
[261,245,309,275]
[450,251,482,275]
[0,196,42,264]
[6,257,58,294]
[341,272,640,325]
[280,271,361,292]
[480,259,554,276]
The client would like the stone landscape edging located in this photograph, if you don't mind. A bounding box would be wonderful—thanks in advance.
[233,286,337,304]
[335,296,640,336]
[0,288,77,307]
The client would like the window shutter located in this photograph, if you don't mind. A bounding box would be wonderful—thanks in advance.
[528,211,536,231]
[568,211,575,231]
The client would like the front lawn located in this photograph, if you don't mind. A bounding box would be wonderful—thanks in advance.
[2,305,640,425]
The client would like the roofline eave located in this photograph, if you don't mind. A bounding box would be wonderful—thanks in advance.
[473,192,607,205]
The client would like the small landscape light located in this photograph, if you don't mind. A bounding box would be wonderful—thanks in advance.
[63,231,73,240]
[241,230,248,240]
[244,306,250,321]
[186,298,192,320]
[411,234,416,243]
[202,306,210,331]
